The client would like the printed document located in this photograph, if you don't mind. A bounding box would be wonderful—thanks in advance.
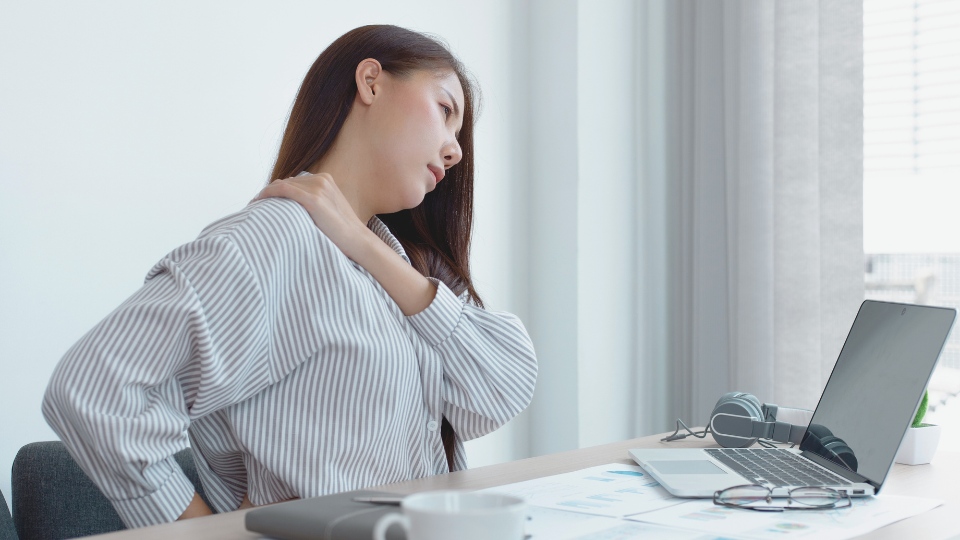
[479,463,680,518]
[479,463,942,540]
[628,494,941,540]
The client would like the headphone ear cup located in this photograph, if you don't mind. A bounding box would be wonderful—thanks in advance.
[710,392,764,448]
[713,393,764,419]
[740,393,763,418]
[715,392,741,407]
[804,424,859,472]
[819,436,859,472]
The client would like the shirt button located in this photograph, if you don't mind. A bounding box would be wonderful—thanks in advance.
[427,420,438,431]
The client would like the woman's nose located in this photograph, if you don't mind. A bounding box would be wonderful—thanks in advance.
[443,140,463,169]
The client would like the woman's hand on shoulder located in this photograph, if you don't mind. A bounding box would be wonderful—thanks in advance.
[254,173,368,259]
[256,173,436,315]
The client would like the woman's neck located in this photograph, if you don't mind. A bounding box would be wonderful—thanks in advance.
[307,136,375,224]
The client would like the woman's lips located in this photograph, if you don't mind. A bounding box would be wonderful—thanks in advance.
[428,165,444,183]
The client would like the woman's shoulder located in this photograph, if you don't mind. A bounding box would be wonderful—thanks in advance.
[198,198,338,249]
[146,198,354,299]
[167,198,346,273]
[199,198,310,237]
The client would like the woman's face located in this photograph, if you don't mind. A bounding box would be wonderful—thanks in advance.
[365,68,465,212]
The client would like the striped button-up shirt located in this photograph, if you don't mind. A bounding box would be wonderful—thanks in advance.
[42,198,538,528]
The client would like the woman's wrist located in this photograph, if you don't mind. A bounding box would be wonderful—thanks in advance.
[349,229,437,315]
[341,225,383,265]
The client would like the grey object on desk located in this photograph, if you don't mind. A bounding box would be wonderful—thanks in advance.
[245,489,405,540]
[11,441,208,540]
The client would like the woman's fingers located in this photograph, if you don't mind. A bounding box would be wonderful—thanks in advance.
[252,172,366,258]
[255,177,308,200]
[256,173,339,203]
[256,179,309,203]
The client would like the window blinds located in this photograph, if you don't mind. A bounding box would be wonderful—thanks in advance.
[864,0,960,176]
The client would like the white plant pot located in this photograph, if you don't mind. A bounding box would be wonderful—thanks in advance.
[895,424,942,465]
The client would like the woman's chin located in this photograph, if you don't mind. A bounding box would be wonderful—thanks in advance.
[402,189,430,210]
[382,195,428,215]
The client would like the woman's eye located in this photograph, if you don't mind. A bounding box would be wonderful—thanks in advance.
[441,104,452,118]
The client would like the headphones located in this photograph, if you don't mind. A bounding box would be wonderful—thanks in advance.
[662,392,859,471]
[708,392,812,448]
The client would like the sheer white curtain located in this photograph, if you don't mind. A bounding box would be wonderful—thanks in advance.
[660,0,866,425]
[517,0,864,457]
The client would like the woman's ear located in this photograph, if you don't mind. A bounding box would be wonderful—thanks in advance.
[355,58,382,105]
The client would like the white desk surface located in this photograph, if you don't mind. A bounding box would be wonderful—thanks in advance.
[86,431,960,539]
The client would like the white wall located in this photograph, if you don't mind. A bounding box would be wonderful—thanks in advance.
[576,0,638,448]
[0,0,528,509]
[523,0,647,455]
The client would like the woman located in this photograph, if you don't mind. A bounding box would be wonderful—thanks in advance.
[42,25,537,528]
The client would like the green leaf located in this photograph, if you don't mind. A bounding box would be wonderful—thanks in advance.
[912,390,929,428]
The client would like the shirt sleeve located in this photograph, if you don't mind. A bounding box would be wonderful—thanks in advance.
[41,200,331,528]
[406,279,538,440]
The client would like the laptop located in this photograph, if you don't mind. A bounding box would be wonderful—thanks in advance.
[630,300,956,498]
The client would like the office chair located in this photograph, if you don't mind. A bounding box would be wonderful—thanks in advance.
[11,442,209,540]
[0,489,17,540]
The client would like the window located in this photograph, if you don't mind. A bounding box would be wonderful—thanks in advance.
[863,0,960,423]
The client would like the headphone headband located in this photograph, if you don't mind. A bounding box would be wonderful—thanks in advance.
[709,392,812,448]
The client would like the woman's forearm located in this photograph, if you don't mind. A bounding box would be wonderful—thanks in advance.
[178,493,213,520]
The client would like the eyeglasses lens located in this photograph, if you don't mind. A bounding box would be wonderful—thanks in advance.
[719,485,770,506]
[788,487,842,507]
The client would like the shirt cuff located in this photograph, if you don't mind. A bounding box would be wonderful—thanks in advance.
[406,278,465,347]
[111,462,196,528]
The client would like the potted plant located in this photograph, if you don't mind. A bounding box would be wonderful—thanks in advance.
[895,390,942,465]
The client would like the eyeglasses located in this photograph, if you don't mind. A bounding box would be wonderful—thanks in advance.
[713,484,852,512]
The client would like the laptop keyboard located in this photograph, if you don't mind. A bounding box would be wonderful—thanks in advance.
[705,448,852,487]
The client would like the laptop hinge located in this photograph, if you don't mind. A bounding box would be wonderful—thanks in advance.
[801,450,874,487]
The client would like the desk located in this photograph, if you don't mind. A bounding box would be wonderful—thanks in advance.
[87,432,960,539]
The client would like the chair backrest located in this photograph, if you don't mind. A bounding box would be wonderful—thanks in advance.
[0,489,18,540]
[11,442,209,540]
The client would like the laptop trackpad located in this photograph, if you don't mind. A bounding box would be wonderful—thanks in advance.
[648,460,725,474]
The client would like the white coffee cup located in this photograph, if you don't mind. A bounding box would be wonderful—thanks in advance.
[372,490,526,540]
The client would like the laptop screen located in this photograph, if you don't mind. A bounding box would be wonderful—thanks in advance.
[798,301,955,486]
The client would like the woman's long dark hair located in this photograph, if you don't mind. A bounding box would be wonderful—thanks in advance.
[269,24,482,308]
